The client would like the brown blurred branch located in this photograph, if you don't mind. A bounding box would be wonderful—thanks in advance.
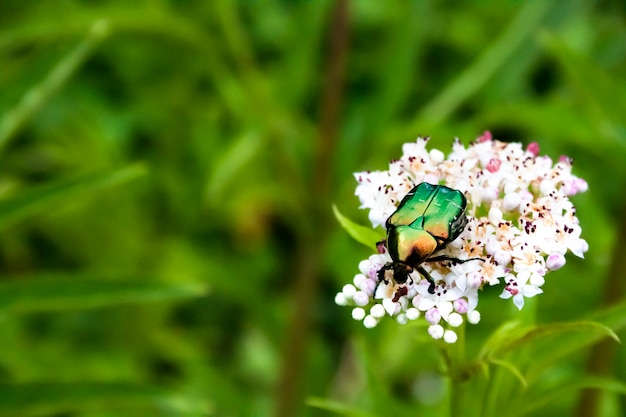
[274,2,350,417]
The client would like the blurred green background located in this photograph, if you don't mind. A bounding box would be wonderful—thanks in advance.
[1,1,625,416]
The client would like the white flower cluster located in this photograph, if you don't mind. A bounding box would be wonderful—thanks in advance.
[335,133,588,343]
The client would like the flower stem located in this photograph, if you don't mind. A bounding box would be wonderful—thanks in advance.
[444,324,466,417]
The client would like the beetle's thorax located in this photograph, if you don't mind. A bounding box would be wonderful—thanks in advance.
[387,225,438,265]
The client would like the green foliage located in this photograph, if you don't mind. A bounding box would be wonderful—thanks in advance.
[0,1,625,416]
[333,205,383,249]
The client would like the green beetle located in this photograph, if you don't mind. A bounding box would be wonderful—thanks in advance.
[378,182,477,294]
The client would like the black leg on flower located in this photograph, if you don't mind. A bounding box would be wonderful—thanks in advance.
[376,263,393,284]
[417,265,437,294]
[426,255,484,265]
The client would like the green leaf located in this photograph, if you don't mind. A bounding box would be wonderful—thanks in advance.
[479,320,523,360]
[525,301,626,379]
[0,163,147,230]
[306,397,374,417]
[0,382,210,416]
[0,275,208,314]
[332,205,384,249]
[480,320,617,360]
[488,358,527,388]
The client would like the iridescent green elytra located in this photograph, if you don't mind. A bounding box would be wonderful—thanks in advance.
[378,182,472,294]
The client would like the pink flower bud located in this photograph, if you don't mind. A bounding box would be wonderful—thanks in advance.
[478,131,492,142]
[425,308,441,325]
[486,158,501,173]
[453,298,469,314]
[527,142,540,156]
[546,253,566,271]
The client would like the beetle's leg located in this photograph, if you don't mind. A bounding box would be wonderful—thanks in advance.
[427,255,484,265]
[373,263,395,299]
[416,265,437,294]
[377,263,393,284]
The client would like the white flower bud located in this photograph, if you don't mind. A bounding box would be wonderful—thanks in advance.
[363,315,378,328]
[443,330,458,343]
[406,308,420,320]
[540,179,556,196]
[482,187,499,203]
[428,325,444,339]
[529,273,545,287]
[494,250,512,266]
[370,304,386,318]
[396,314,408,325]
[429,149,445,164]
[342,284,357,297]
[546,253,566,270]
[503,193,522,211]
[488,207,503,224]
[353,274,366,288]
[425,308,441,325]
[335,293,348,306]
[352,307,366,320]
[467,310,481,324]
[448,313,463,327]
[353,291,370,306]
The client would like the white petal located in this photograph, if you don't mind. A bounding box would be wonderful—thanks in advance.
[513,294,525,310]
[382,298,397,316]
[522,285,543,298]
[437,301,454,319]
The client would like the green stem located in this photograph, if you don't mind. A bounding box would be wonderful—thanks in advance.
[481,362,503,417]
[445,323,466,417]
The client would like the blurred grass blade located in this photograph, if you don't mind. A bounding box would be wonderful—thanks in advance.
[0,382,210,416]
[0,19,110,152]
[0,163,147,230]
[540,31,626,145]
[412,0,552,130]
[332,205,384,249]
[0,276,208,314]
[506,377,626,417]
[307,397,374,417]
[205,131,262,202]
